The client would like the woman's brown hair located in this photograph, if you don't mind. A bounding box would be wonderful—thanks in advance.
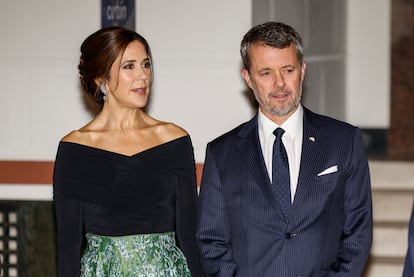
[78,26,153,108]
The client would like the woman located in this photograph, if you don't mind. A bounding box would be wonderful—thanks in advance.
[53,26,203,276]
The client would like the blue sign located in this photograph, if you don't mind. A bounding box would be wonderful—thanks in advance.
[102,0,135,30]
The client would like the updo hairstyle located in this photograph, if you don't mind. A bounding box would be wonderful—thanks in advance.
[78,26,152,107]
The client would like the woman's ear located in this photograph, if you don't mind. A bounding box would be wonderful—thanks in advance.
[96,79,108,101]
[94,78,103,87]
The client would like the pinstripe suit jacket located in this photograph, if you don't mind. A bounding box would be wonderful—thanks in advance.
[196,107,373,277]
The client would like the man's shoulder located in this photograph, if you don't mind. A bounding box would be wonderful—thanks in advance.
[304,107,358,132]
[208,117,256,147]
[210,122,248,144]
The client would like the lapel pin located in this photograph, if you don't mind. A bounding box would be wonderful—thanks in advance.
[309,136,315,142]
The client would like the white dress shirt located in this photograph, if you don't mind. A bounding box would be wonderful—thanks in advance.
[258,105,303,203]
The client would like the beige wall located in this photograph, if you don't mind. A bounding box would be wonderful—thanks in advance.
[346,0,390,127]
[0,0,390,164]
[0,0,252,163]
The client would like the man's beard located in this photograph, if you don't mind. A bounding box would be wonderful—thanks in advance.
[254,81,303,117]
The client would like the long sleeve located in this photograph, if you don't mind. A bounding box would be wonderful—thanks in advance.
[196,145,239,277]
[54,192,83,277]
[327,129,373,276]
[175,144,205,277]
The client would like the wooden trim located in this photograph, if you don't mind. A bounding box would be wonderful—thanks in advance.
[0,161,54,184]
[195,164,203,187]
[0,161,204,186]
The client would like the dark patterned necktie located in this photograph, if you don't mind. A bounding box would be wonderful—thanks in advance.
[272,128,291,217]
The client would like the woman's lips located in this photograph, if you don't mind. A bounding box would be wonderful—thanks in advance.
[132,88,146,94]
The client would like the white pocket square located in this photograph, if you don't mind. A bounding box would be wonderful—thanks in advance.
[317,165,338,176]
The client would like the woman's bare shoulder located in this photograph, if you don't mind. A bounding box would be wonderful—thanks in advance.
[156,122,189,142]
[60,130,86,144]
[60,121,97,144]
[165,122,188,136]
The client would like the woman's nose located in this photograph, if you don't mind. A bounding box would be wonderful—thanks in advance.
[136,67,148,80]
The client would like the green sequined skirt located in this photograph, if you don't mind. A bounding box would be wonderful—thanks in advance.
[80,232,191,277]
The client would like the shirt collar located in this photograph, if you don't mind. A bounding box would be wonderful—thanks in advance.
[258,105,303,140]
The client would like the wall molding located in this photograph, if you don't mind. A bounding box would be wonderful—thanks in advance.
[0,161,204,186]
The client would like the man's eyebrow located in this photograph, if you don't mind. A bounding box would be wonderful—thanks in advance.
[257,67,272,72]
[281,64,296,69]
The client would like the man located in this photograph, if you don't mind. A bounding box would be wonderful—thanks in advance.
[196,22,372,276]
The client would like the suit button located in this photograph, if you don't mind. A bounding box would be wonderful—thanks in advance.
[285,232,296,239]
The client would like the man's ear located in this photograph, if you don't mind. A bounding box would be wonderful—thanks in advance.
[301,61,307,80]
[241,69,253,90]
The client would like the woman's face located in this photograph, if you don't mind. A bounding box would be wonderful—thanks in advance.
[106,40,152,109]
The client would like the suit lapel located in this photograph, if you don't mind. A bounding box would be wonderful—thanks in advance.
[236,109,331,220]
[237,115,286,220]
[293,108,326,207]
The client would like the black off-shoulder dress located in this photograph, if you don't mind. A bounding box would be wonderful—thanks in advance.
[53,136,203,276]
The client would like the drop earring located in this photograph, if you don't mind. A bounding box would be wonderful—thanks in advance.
[100,82,107,101]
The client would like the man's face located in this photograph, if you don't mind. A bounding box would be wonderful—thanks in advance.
[241,43,306,125]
